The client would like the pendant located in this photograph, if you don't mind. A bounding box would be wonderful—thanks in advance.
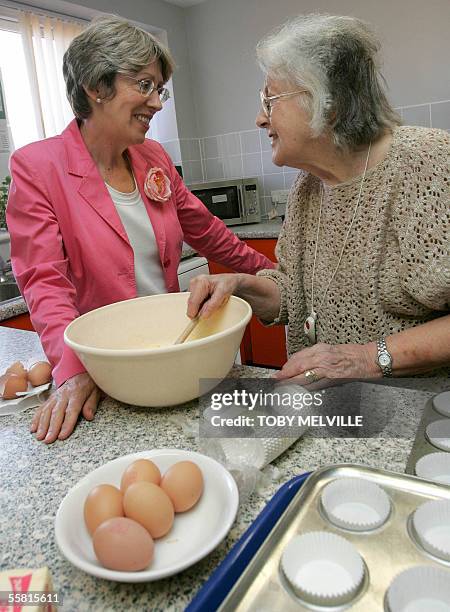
[304,311,317,344]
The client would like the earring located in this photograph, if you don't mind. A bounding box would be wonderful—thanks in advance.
[96,97,102,104]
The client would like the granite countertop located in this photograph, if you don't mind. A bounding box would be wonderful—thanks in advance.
[231,220,282,240]
[0,294,28,320]
[0,222,283,322]
[0,326,436,611]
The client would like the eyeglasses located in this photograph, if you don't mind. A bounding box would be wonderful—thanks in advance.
[259,89,308,118]
[119,74,170,103]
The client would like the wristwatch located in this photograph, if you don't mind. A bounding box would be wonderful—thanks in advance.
[376,338,393,377]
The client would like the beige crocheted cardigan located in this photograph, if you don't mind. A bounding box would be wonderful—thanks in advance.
[258,126,450,360]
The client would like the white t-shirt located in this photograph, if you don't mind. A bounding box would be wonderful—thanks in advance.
[106,182,167,297]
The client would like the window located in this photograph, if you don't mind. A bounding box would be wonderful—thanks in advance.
[0,13,40,149]
[0,6,176,153]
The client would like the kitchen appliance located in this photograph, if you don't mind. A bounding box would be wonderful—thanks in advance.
[188,178,261,226]
[177,256,209,291]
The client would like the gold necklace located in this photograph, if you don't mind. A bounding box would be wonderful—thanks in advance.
[304,143,372,344]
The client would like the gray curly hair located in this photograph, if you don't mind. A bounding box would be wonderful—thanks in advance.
[63,14,175,120]
[256,14,400,150]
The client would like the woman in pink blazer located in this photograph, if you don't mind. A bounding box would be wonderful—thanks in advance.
[7,15,274,443]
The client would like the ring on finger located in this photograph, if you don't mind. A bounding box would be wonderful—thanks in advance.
[304,369,321,383]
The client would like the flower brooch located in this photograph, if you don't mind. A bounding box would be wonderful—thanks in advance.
[144,167,171,203]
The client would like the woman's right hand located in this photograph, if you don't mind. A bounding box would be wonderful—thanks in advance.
[30,372,102,444]
[187,273,241,319]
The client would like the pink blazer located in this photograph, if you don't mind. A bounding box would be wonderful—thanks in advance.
[7,120,274,386]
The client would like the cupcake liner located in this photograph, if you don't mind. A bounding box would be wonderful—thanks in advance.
[280,531,365,607]
[412,499,450,562]
[433,391,450,418]
[415,453,450,486]
[0,382,51,416]
[426,420,450,452]
[386,566,450,611]
[321,477,391,532]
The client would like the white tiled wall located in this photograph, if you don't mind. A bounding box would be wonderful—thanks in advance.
[161,99,450,219]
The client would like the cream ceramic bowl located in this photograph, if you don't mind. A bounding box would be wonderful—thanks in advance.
[64,293,252,407]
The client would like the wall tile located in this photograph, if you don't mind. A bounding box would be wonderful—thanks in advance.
[262,150,282,174]
[401,105,431,127]
[183,160,204,184]
[261,196,272,217]
[260,130,272,152]
[179,139,191,161]
[263,173,285,197]
[431,101,450,130]
[242,152,262,177]
[204,158,224,181]
[222,133,241,157]
[180,138,201,161]
[284,172,299,189]
[203,136,221,159]
[224,155,243,179]
[240,130,261,154]
[162,139,181,163]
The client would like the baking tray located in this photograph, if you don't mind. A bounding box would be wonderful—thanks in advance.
[186,472,311,612]
[405,395,450,475]
[218,463,450,611]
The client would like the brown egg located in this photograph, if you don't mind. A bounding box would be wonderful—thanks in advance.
[161,461,204,513]
[93,517,154,571]
[84,484,124,536]
[123,481,174,539]
[5,361,28,378]
[27,361,52,387]
[0,373,28,400]
[120,459,161,493]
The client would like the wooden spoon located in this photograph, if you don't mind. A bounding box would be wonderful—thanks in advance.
[174,316,200,344]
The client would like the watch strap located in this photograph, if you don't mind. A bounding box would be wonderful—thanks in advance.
[376,338,393,377]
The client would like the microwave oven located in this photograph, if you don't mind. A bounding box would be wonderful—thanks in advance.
[188,177,261,226]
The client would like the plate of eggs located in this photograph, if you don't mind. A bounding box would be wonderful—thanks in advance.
[54,448,239,582]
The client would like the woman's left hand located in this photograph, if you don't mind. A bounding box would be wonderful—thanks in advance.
[274,342,379,386]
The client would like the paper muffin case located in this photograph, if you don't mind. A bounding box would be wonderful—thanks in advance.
[280,531,365,607]
[433,391,450,418]
[415,452,450,485]
[218,437,299,470]
[0,382,51,416]
[425,419,450,451]
[321,477,391,531]
[412,499,450,562]
[386,566,450,612]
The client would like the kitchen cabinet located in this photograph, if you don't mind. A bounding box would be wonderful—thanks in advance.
[208,238,287,369]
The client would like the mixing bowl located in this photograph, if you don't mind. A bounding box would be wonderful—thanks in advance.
[64,293,252,407]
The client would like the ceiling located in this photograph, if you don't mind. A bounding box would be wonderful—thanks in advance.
[162,0,207,7]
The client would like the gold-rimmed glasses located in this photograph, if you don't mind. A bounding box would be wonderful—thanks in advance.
[119,74,170,103]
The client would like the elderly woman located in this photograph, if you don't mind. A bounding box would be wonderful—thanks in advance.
[188,14,450,384]
[6,15,274,443]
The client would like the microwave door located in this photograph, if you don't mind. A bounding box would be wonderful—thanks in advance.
[193,186,242,224]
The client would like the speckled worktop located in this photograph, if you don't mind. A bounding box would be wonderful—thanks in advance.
[0,221,283,323]
[0,326,440,611]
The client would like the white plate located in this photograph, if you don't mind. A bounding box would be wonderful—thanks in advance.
[54,449,239,582]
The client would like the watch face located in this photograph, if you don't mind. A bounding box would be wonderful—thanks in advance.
[379,352,391,367]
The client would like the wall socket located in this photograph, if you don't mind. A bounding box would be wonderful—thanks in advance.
[271,189,290,204]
